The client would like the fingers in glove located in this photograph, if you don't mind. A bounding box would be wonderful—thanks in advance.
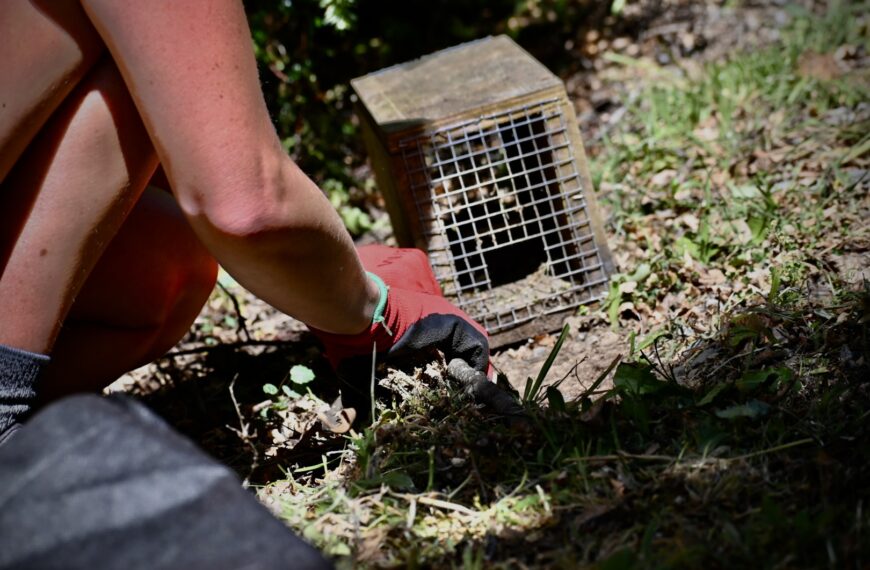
[447,358,524,416]
[388,313,489,372]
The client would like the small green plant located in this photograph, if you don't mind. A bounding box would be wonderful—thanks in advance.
[603,263,651,327]
[260,364,317,416]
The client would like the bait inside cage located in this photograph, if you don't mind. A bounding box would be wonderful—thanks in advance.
[398,99,609,334]
[352,35,613,346]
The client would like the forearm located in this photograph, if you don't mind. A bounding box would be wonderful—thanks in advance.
[180,158,379,335]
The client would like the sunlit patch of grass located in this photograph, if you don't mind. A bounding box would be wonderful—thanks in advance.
[260,279,869,567]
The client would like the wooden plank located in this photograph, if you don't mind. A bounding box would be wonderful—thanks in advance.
[382,86,565,153]
[356,104,417,247]
[489,310,573,349]
[351,36,561,133]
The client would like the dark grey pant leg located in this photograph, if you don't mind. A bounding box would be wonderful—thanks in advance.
[0,394,332,570]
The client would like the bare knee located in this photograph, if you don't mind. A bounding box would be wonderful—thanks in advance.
[115,190,219,353]
[67,186,217,337]
[40,250,215,399]
[148,251,217,356]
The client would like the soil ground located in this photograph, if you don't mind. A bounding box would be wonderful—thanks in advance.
[114,0,863,405]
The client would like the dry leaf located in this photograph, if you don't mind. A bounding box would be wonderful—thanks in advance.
[651,169,677,187]
[797,51,843,81]
[679,213,701,232]
[699,268,727,285]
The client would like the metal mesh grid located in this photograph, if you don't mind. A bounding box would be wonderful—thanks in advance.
[398,99,609,333]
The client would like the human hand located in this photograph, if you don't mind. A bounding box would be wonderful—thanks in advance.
[311,245,489,383]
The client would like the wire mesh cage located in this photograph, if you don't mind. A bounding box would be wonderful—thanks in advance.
[353,36,614,346]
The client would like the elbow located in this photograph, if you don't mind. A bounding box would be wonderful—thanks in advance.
[201,194,291,240]
[174,156,308,241]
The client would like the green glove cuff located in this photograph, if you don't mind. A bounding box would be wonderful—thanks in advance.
[366,271,392,335]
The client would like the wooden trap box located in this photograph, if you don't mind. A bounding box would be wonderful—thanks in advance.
[352,36,614,347]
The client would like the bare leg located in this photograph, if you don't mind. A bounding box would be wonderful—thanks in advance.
[0,0,103,180]
[0,59,157,354]
[39,186,217,400]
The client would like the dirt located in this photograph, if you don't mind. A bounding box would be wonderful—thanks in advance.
[492,315,626,399]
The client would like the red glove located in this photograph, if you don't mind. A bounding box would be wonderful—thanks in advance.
[311,245,489,378]
[356,245,442,296]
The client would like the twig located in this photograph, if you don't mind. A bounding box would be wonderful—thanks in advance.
[446,473,475,501]
[640,21,690,40]
[389,491,478,517]
[591,104,628,143]
[569,452,676,463]
[217,280,251,341]
[654,333,678,383]
[552,358,586,392]
[467,451,489,503]
[578,354,622,400]
[406,496,417,529]
[729,438,814,462]
[704,345,768,380]
[674,156,697,187]
[162,339,295,358]
[226,375,259,487]
[567,438,816,465]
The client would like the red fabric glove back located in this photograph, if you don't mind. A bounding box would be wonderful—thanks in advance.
[313,285,488,370]
[310,246,489,377]
[356,245,441,296]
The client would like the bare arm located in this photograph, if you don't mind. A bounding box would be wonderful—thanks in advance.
[79,0,378,334]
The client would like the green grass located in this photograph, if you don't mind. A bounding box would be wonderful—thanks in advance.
[256,4,870,567]
[594,0,868,333]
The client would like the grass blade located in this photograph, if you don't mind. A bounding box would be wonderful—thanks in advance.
[525,324,570,403]
[578,354,622,401]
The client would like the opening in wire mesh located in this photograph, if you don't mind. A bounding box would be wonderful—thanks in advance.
[400,100,608,332]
